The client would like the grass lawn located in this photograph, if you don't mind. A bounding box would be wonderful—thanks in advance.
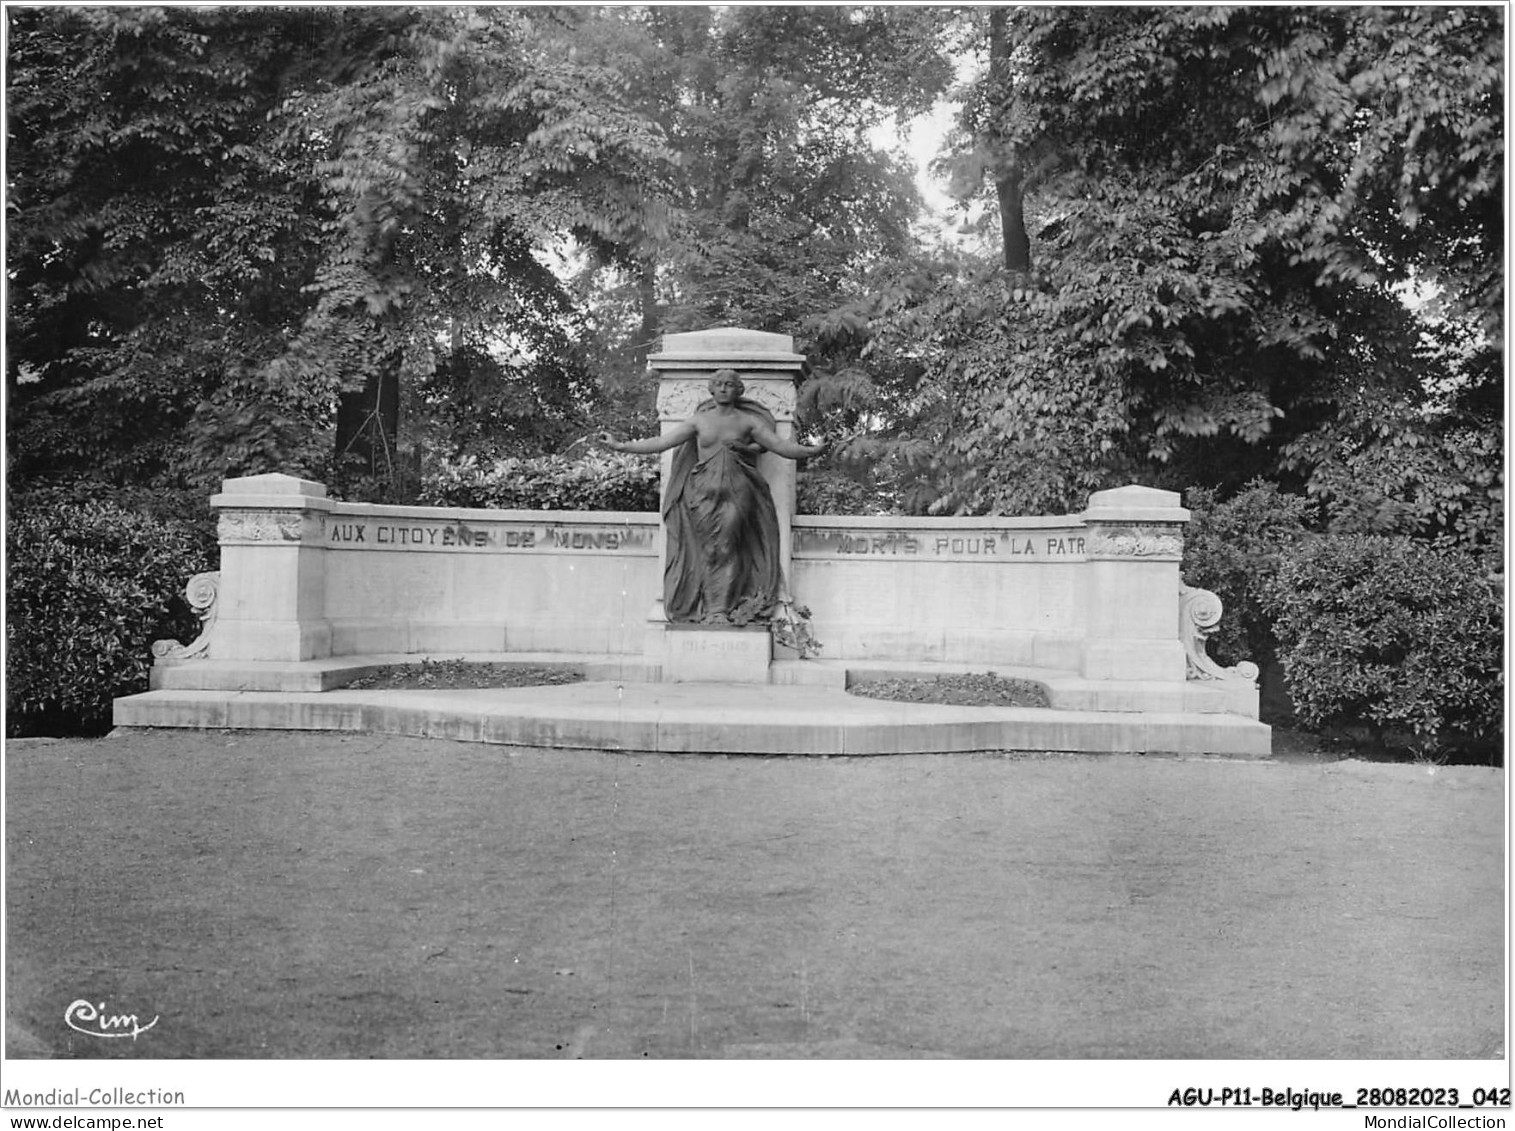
[6,728,1504,1061]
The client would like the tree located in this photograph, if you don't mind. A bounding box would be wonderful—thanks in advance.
[860,6,1502,517]
[556,5,956,439]
[7,7,334,486]
[7,7,674,498]
[656,6,950,329]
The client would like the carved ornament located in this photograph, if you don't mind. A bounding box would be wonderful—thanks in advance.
[152,571,220,664]
[1085,524,1183,560]
[1179,585,1260,683]
[217,509,307,544]
[657,379,795,422]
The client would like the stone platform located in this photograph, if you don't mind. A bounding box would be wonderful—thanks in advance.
[115,655,1271,757]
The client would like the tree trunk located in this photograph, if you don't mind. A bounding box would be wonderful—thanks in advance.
[988,8,1031,276]
[996,167,1031,275]
[334,357,401,495]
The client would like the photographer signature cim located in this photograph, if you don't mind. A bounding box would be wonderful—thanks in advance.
[64,999,158,1040]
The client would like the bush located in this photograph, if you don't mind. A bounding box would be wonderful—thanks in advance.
[418,452,660,512]
[7,488,218,737]
[1181,481,1314,668]
[1260,534,1503,757]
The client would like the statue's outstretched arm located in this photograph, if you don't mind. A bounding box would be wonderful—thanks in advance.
[601,421,696,455]
[750,422,824,461]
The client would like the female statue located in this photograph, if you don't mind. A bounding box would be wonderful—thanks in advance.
[601,369,823,625]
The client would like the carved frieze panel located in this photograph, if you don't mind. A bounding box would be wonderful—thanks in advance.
[656,378,795,422]
[217,509,310,545]
[1084,523,1183,561]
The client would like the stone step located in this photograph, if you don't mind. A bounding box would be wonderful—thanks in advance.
[113,682,1271,758]
[149,653,1258,717]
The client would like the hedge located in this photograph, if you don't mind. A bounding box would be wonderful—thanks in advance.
[419,452,660,511]
[423,451,867,515]
[7,488,218,736]
[1260,533,1503,756]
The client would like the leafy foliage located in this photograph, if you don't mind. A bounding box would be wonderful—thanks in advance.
[7,488,218,736]
[286,7,672,498]
[7,7,335,488]
[1285,403,1504,552]
[795,468,882,517]
[644,5,951,330]
[770,601,823,660]
[851,5,1502,517]
[849,672,1050,708]
[560,6,956,440]
[1260,535,1503,757]
[418,452,659,512]
[1181,482,1315,668]
[341,660,584,691]
[7,7,674,498]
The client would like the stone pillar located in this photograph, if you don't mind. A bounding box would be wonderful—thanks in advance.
[1079,484,1189,682]
[643,328,806,654]
[208,473,333,661]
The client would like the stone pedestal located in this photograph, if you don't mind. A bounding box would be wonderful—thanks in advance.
[662,624,773,683]
[209,473,333,661]
[644,327,806,667]
[1079,485,1189,681]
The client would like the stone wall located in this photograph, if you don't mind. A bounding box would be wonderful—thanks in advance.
[790,515,1090,669]
[159,328,1257,693]
[791,482,1190,679]
[193,472,1204,685]
[209,474,658,661]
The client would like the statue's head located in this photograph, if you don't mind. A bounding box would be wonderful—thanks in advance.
[708,368,744,398]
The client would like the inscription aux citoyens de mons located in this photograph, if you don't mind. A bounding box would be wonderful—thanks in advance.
[325,519,654,553]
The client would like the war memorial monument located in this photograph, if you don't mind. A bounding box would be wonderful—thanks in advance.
[114,328,1268,756]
